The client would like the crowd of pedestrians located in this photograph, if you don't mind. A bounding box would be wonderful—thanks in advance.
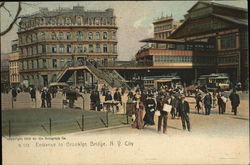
[121,86,192,133]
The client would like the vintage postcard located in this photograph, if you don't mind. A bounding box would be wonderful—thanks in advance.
[1,1,249,164]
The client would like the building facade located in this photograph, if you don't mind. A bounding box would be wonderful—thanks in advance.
[17,6,118,88]
[8,39,21,88]
[153,16,182,39]
[170,1,248,87]
[135,2,248,87]
[1,53,10,92]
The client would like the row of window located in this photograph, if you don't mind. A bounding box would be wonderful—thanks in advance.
[20,31,116,44]
[154,24,172,32]
[10,74,20,82]
[20,16,115,30]
[154,55,238,64]
[21,44,117,56]
[217,56,239,64]
[22,59,61,70]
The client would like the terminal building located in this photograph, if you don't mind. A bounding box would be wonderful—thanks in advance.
[134,2,248,88]
[17,6,118,88]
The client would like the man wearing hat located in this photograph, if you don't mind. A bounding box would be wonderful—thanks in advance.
[229,89,240,115]
[177,95,191,131]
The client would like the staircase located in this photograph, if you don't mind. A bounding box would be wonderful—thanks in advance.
[56,60,131,89]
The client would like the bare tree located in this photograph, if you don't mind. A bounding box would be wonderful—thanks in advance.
[0,2,22,36]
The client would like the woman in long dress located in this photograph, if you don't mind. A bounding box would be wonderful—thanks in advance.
[143,94,156,126]
[132,93,144,129]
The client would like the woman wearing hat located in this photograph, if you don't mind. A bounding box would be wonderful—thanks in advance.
[143,93,156,127]
[131,92,144,129]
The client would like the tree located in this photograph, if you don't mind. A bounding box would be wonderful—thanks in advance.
[0,2,22,36]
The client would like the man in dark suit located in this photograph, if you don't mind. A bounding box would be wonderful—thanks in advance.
[178,95,191,131]
[204,91,212,115]
[114,88,122,112]
[229,89,240,115]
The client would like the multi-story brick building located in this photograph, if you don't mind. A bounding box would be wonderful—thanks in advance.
[8,39,21,88]
[17,6,118,88]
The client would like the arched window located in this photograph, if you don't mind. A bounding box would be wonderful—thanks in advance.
[113,44,117,53]
[88,32,93,40]
[41,32,45,40]
[51,32,57,40]
[95,18,100,25]
[59,45,65,53]
[65,18,71,25]
[103,32,108,40]
[66,32,72,40]
[96,32,100,40]
[26,35,29,43]
[96,44,101,53]
[103,18,107,25]
[76,16,82,25]
[112,31,116,40]
[77,45,83,53]
[77,31,83,41]
[103,44,108,53]
[89,44,93,53]
[59,32,64,40]
[33,33,37,41]
[58,17,64,25]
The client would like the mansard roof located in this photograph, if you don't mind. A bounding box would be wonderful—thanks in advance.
[20,6,114,20]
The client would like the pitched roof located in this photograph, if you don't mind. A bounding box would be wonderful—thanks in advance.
[188,1,247,13]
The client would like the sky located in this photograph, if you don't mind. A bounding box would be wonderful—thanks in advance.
[0,1,248,61]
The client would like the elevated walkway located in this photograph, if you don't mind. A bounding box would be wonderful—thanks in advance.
[56,60,130,89]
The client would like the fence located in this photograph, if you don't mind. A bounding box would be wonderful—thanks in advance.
[2,110,131,137]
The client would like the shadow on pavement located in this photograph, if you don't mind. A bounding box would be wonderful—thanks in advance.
[231,116,249,121]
